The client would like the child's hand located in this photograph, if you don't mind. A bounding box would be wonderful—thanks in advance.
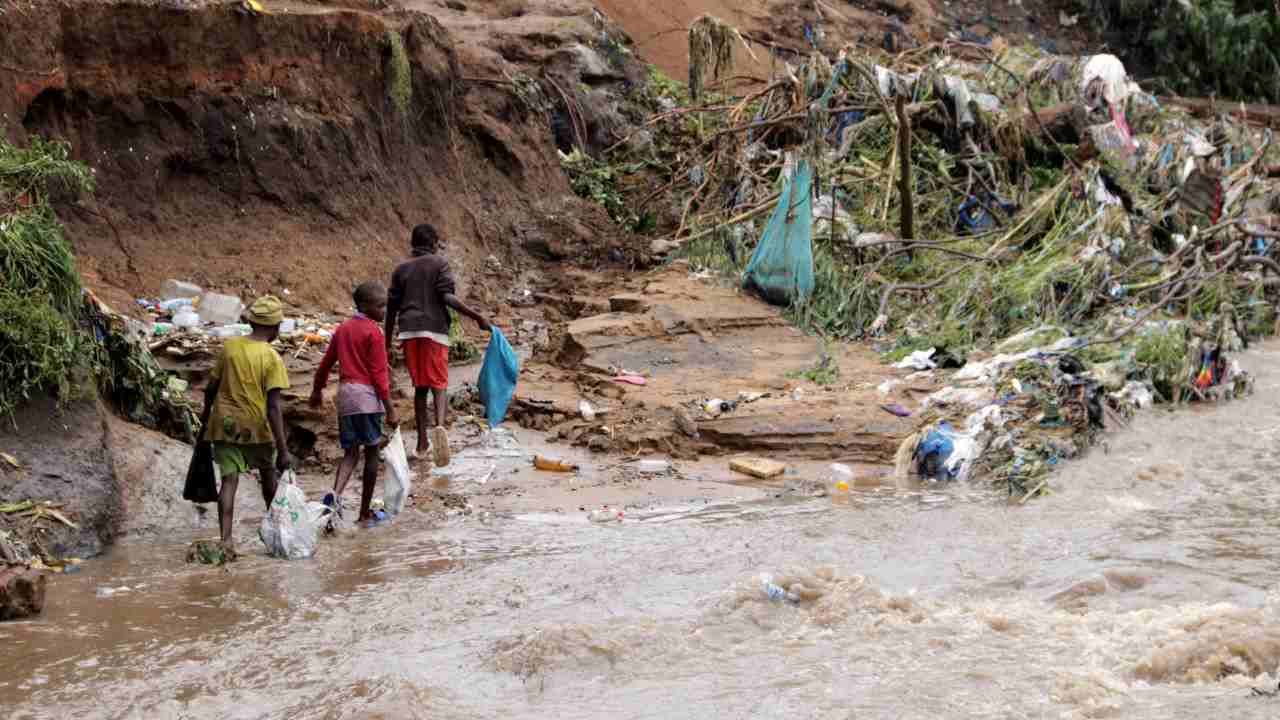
[477,318,492,333]
[276,449,294,473]
[385,405,400,427]
[308,389,324,409]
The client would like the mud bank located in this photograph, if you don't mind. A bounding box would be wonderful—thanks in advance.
[1,0,637,312]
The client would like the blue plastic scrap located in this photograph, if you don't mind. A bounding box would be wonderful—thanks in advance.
[478,328,520,428]
[957,193,1015,234]
[914,421,957,481]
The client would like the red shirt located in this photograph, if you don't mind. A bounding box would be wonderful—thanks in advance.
[312,314,391,402]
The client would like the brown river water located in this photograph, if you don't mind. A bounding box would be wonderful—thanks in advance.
[6,345,1280,719]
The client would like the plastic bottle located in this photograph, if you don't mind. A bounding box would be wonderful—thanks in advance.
[158,297,195,312]
[759,573,799,604]
[172,310,200,329]
[635,459,669,473]
[279,318,296,335]
[828,463,854,495]
[161,279,203,301]
[210,324,252,338]
[199,291,244,326]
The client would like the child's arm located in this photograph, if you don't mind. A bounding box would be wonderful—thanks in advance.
[201,353,225,426]
[309,339,339,408]
[266,389,292,471]
[443,293,491,332]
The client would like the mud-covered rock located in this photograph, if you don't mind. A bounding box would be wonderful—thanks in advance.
[0,566,47,621]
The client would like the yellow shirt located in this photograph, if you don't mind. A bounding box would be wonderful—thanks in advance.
[204,337,290,445]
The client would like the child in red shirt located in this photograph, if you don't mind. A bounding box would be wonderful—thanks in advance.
[310,281,399,525]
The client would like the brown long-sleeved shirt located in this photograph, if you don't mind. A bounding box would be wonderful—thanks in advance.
[387,253,456,337]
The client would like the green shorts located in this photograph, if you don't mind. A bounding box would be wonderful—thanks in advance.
[212,443,276,477]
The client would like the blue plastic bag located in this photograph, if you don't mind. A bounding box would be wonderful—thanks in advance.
[478,328,519,428]
[914,421,957,481]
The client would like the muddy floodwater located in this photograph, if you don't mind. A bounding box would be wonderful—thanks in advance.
[6,348,1280,719]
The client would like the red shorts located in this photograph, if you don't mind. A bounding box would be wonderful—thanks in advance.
[402,338,449,390]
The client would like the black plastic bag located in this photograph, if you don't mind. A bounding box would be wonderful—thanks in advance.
[184,442,219,504]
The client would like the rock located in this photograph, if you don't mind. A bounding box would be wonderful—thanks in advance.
[0,566,47,620]
[587,434,611,452]
[674,407,700,438]
[609,293,652,314]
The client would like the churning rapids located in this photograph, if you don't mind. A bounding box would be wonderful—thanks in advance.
[6,346,1280,719]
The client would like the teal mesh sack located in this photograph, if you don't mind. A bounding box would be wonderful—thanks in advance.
[743,158,815,306]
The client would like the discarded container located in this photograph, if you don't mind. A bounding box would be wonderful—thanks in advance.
[158,297,195,313]
[828,463,854,494]
[759,573,799,604]
[279,318,297,335]
[635,459,670,473]
[579,399,596,421]
[172,310,200,329]
[152,322,173,336]
[209,324,252,338]
[199,291,244,326]
[162,279,203,301]
[533,455,578,472]
[588,506,624,523]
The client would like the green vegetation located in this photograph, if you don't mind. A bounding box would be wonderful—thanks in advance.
[559,149,653,232]
[0,137,94,422]
[448,311,479,364]
[1086,0,1280,102]
[385,30,413,117]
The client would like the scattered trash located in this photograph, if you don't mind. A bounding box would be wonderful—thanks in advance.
[703,398,736,416]
[198,291,244,326]
[893,348,937,371]
[634,458,670,473]
[0,452,19,470]
[613,374,647,386]
[827,463,854,494]
[588,506,624,523]
[161,279,202,301]
[534,455,578,472]
[730,457,787,479]
[578,399,597,421]
[879,403,911,417]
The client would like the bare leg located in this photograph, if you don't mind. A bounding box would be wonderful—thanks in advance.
[258,463,279,508]
[334,446,360,497]
[359,445,379,521]
[414,387,431,453]
[218,471,240,546]
[432,387,448,428]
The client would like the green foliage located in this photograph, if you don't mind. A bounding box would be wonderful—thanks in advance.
[786,348,841,386]
[0,136,97,422]
[0,291,84,421]
[0,137,93,315]
[1134,323,1186,397]
[386,30,413,116]
[560,149,651,231]
[448,311,479,364]
[1093,0,1280,102]
[646,65,686,105]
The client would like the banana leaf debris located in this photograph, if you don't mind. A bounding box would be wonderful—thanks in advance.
[581,28,1278,494]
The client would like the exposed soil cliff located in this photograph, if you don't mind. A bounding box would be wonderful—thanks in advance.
[1,0,639,312]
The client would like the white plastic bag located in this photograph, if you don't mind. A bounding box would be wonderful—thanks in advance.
[259,470,320,559]
[383,428,411,516]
